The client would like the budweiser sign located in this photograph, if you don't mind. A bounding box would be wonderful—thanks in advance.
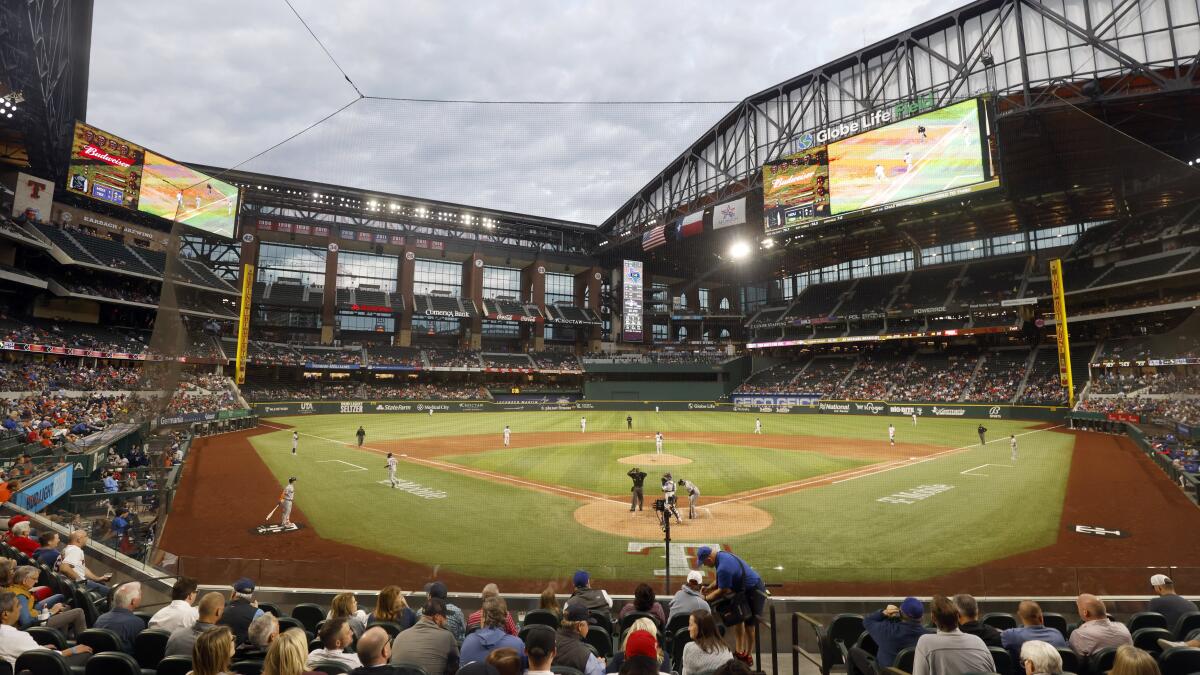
[79,144,135,168]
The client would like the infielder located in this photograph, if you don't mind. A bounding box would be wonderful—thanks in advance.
[385,452,399,488]
[279,477,296,527]
[580,416,587,433]
[291,431,298,455]
[661,473,682,524]
[628,467,647,512]
[888,424,896,446]
[356,426,366,447]
[503,425,511,447]
[655,432,664,455]
[1010,434,1018,462]
[679,478,700,519]
[754,418,762,434]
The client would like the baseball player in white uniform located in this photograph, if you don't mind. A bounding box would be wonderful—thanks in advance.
[291,431,298,455]
[754,418,762,434]
[1010,434,1018,462]
[580,416,587,433]
[661,473,682,524]
[888,424,896,446]
[503,425,511,447]
[912,412,918,426]
[385,452,399,488]
[655,432,664,455]
[280,477,296,527]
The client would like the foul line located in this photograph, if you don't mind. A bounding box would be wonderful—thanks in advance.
[961,463,1015,477]
[258,422,625,506]
[316,459,368,472]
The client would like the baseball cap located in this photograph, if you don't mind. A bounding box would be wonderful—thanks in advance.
[573,570,590,587]
[424,581,448,599]
[899,597,923,619]
[524,625,556,654]
[625,630,658,659]
[686,570,704,585]
[423,596,447,617]
[233,577,255,594]
[288,476,297,483]
[564,602,597,624]
[695,546,713,567]
[1151,574,1173,586]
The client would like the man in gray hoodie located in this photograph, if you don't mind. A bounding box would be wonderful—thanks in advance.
[668,571,711,622]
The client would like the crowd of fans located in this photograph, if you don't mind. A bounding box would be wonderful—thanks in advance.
[0,362,148,392]
[962,355,1024,403]
[366,347,423,367]
[360,384,489,401]
[425,349,483,369]
[888,354,976,402]
[530,350,582,370]
[834,356,900,400]
[732,361,807,394]
[1018,372,1070,405]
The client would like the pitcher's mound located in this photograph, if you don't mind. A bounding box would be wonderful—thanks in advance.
[574,501,772,539]
[618,453,692,466]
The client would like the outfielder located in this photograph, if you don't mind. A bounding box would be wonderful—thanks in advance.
[503,425,511,447]
[912,412,918,426]
[279,477,296,527]
[655,432,664,455]
[291,431,298,455]
[580,416,587,433]
[661,473,682,524]
[1010,434,1018,462]
[356,426,366,447]
[385,452,399,488]
[628,467,647,512]
[888,424,896,446]
[679,478,700,519]
[754,418,762,434]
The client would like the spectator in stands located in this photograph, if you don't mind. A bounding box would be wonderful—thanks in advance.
[8,565,85,637]
[1001,600,1068,665]
[308,616,363,671]
[524,625,556,675]
[149,576,200,632]
[94,581,144,653]
[460,596,524,665]
[668,571,711,622]
[620,583,666,625]
[352,626,399,674]
[1069,594,1132,656]
[538,587,561,620]
[31,531,60,568]
[1019,640,1063,675]
[390,597,459,675]
[166,590,225,657]
[623,630,668,675]
[262,627,316,675]
[681,610,732,675]
[0,590,92,667]
[7,521,36,558]
[102,471,119,493]
[954,593,1002,647]
[853,597,932,672]
[220,576,265,645]
[329,592,369,640]
[369,585,416,629]
[192,624,237,675]
[487,647,522,675]
[59,529,112,594]
[466,584,518,636]
[1149,574,1198,630]
[567,569,612,612]
[607,618,670,675]
[554,603,605,675]
[237,612,280,661]
[417,581,465,645]
[912,595,994,675]
[1109,645,1162,675]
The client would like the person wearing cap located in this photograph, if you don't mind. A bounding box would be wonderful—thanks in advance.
[1068,594,1131,657]
[567,570,612,612]
[417,581,466,644]
[523,625,556,675]
[280,476,297,528]
[912,595,993,675]
[628,467,647,512]
[460,596,524,665]
[625,629,671,675]
[1000,600,1068,666]
[390,597,460,675]
[669,571,712,622]
[695,546,767,665]
[1149,574,1197,630]
[852,597,932,672]
[219,577,265,645]
[555,603,606,675]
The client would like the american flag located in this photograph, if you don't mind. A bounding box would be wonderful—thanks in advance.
[642,224,668,251]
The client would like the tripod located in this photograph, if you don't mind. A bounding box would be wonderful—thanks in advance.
[656,503,672,596]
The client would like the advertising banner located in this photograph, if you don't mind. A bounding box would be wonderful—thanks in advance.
[622,260,644,342]
[11,465,74,513]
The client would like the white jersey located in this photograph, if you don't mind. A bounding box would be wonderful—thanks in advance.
[580,418,586,431]
[387,457,398,472]
[912,413,918,425]
[888,426,895,439]
[662,479,676,498]
[292,433,299,448]
[1010,437,1018,450]
[282,484,294,502]
[655,434,663,449]
[755,420,762,432]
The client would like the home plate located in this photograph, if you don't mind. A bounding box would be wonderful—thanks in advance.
[253,523,302,536]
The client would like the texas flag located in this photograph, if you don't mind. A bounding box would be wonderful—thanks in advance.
[676,211,704,239]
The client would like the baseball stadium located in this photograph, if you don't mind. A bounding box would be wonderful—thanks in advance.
[2,1,1200,674]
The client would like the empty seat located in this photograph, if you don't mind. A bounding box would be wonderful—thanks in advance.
[522,610,559,629]
[134,628,171,669]
[981,613,1017,631]
[15,649,72,675]
[85,651,142,675]
[1127,611,1168,633]
[77,627,124,653]
[156,655,193,675]
[1160,646,1200,675]
[291,603,326,633]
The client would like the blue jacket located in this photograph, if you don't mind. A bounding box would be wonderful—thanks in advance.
[1000,625,1067,664]
[863,611,932,667]
[458,627,524,666]
[94,607,145,653]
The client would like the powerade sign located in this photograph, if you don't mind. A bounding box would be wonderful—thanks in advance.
[730,394,822,407]
[11,465,73,513]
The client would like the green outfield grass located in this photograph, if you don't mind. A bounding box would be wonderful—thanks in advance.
[251,410,1071,583]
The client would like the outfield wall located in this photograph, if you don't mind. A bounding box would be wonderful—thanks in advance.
[250,399,1068,422]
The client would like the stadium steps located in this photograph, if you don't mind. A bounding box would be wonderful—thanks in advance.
[123,245,157,275]
[1013,348,1039,403]
[837,356,863,393]
[958,353,989,402]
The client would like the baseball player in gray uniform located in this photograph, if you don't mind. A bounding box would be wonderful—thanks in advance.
[679,478,700,519]
[385,452,399,488]
[280,477,296,527]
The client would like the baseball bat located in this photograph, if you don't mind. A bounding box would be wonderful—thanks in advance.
[264,504,279,522]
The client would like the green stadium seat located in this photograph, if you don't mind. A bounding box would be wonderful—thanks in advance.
[619,611,662,633]
[670,627,691,670]
[77,627,124,653]
[820,613,865,675]
[1056,647,1078,674]
[27,625,67,649]
[893,647,915,673]
[584,624,613,657]
[134,628,171,669]
[366,620,404,639]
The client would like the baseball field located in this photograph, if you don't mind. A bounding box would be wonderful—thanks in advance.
[157,408,1200,594]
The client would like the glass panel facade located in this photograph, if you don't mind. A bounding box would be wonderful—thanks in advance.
[545,273,574,305]
[413,259,462,295]
[336,251,398,292]
[482,266,521,300]
[257,243,326,285]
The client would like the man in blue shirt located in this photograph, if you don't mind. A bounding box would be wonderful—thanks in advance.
[852,597,932,673]
[697,546,767,666]
[31,531,61,568]
[1000,600,1067,665]
[94,582,145,653]
[102,472,118,493]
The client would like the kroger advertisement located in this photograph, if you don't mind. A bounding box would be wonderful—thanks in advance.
[764,98,998,233]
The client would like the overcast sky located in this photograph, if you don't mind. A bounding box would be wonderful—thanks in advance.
[87,0,964,225]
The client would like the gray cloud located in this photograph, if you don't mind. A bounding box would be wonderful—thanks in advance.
[88,0,965,224]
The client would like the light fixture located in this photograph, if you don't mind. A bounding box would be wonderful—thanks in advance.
[728,241,751,260]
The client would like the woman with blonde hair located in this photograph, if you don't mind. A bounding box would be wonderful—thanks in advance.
[327,592,368,638]
[262,628,320,675]
[191,625,237,675]
[1109,645,1162,675]
[606,617,672,673]
[369,585,416,629]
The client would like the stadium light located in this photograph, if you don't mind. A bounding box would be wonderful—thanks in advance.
[728,241,751,260]
[761,238,774,249]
